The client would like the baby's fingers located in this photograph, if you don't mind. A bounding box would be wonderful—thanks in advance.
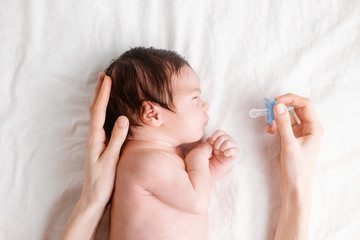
[223,147,239,158]
[214,135,233,150]
[219,139,237,152]
[188,142,213,160]
[208,129,228,145]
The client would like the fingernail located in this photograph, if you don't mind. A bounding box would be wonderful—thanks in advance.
[117,117,128,128]
[275,103,286,115]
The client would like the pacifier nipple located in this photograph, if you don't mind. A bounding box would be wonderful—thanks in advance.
[249,108,267,118]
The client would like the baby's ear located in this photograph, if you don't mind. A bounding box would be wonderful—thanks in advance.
[140,101,163,127]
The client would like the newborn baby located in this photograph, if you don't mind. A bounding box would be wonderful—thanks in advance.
[103,47,239,240]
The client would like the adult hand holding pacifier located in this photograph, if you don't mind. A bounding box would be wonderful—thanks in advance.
[267,93,324,240]
[266,93,324,191]
[60,72,129,240]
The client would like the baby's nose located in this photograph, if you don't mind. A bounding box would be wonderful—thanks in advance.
[202,101,209,111]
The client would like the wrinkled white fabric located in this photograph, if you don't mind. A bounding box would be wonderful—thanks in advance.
[1,0,359,239]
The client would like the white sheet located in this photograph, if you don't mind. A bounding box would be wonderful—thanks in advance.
[1,0,360,239]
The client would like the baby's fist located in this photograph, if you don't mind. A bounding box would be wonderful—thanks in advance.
[207,130,239,160]
[187,142,213,160]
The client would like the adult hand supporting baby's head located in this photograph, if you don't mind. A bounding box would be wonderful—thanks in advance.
[82,72,129,209]
[60,72,129,240]
[266,93,324,193]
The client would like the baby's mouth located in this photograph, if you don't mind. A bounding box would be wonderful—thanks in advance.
[203,113,209,126]
[203,119,209,126]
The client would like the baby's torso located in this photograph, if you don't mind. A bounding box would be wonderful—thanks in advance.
[109,145,209,240]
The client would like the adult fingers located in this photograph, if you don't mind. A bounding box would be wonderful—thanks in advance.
[89,76,112,133]
[266,113,298,134]
[101,116,129,164]
[273,103,296,144]
[266,120,278,134]
[89,72,106,114]
[275,93,320,123]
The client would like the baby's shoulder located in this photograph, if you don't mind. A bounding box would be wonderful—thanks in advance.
[121,148,178,171]
[124,149,184,187]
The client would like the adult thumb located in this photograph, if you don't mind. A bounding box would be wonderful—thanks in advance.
[273,103,295,144]
[104,116,129,160]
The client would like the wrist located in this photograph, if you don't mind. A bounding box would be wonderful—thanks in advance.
[60,195,108,240]
[78,194,108,217]
[275,183,313,240]
[282,173,314,195]
[282,183,313,206]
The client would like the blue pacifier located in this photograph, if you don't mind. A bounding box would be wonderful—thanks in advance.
[249,98,300,126]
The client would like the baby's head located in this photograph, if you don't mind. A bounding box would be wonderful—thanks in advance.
[103,47,209,146]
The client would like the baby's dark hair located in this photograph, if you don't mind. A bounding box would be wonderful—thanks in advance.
[103,46,190,143]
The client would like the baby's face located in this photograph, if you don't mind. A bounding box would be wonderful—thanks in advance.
[162,66,209,144]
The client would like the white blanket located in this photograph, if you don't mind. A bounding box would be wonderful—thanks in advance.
[1,0,359,239]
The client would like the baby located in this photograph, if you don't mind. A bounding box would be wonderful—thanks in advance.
[103,47,239,240]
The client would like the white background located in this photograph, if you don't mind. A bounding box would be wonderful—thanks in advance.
[1,0,360,239]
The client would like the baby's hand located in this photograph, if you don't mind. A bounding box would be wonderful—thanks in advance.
[207,129,239,161]
[185,142,213,172]
[186,142,213,161]
[207,130,239,184]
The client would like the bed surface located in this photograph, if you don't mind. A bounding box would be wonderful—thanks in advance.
[1,0,360,239]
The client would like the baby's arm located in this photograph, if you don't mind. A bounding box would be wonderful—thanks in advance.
[207,130,239,186]
[134,144,212,214]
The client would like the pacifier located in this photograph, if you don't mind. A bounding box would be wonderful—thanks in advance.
[249,98,301,126]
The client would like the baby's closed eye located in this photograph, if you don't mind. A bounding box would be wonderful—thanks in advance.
[192,96,200,104]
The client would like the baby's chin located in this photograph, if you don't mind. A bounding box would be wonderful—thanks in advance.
[184,130,204,144]
[179,135,204,154]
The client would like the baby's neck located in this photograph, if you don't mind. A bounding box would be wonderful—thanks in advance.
[125,136,185,159]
